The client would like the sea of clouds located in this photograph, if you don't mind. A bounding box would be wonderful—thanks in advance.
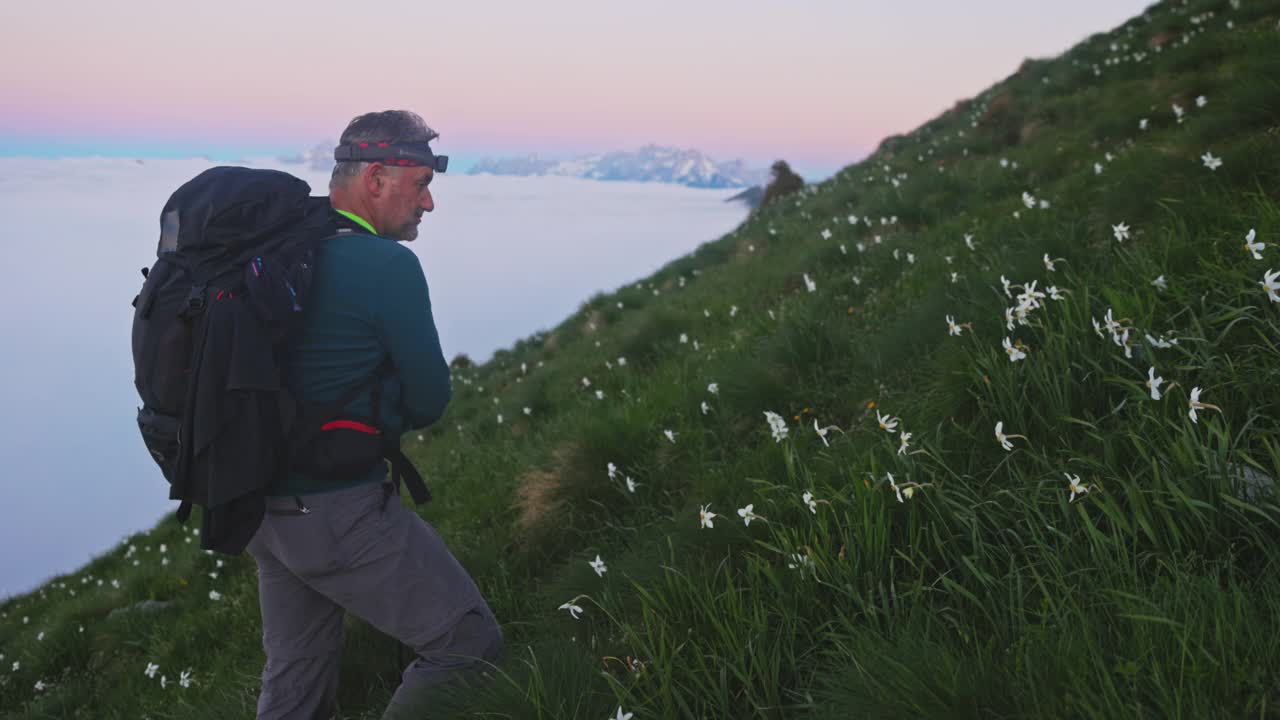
[0,156,747,598]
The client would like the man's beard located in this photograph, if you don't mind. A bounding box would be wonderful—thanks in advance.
[389,219,420,242]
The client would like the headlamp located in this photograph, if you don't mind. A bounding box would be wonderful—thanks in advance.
[333,141,448,172]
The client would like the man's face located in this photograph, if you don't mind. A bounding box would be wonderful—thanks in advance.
[377,165,435,242]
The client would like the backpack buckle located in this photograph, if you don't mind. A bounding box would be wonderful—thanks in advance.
[186,285,206,312]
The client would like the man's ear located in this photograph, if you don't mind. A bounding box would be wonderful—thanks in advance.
[363,163,385,197]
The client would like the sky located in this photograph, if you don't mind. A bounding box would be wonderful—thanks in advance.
[0,0,1155,180]
[0,157,749,598]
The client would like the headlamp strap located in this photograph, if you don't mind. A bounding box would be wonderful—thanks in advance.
[333,141,448,172]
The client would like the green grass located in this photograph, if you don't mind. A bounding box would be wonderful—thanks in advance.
[5,1,1280,717]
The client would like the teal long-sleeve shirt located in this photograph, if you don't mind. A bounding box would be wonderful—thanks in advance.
[271,223,451,496]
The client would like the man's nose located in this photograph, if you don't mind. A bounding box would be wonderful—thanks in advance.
[420,189,434,213]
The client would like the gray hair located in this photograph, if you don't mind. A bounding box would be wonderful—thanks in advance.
[329,110,440,191]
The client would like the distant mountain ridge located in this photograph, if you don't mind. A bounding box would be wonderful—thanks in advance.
[278,141,338,172]
[469,145,770,189]
[279,142,768,189]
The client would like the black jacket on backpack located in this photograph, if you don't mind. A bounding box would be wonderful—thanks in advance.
[132,167,430,555]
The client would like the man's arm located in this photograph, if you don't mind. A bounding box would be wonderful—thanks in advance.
[375,251,452,429]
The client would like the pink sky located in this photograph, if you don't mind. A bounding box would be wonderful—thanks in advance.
[0,0,1153,173]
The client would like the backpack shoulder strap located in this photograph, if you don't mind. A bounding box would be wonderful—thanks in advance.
[387,446,431,504]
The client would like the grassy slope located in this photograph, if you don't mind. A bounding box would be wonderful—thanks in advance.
[5,1,1280,717]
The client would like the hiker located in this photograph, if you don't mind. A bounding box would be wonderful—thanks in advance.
[246,110,504,719]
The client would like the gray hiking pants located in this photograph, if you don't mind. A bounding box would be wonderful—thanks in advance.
[247,479,504,719]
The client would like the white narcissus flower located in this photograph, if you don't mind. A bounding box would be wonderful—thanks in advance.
[1066,473,1090,502]
[1201,151,1223,171]
[812,418,842,447]
[1151,275,1168,291]
[898,432,913,456]
[581,376,591,388]
[663,429,677,443]
[886,472,918,502]
[179,670,193,689]
[995,421,1026,452]
[803,273,817,293]
[876,410,899,434]
[1113,222,1131,242]
[700,401,710,415]
[209,590,222,601]
[1196,95,1208,108]
[1003,337,1027,362]
[821,228,832,240]
[613,707,635,720]
[558,601,584,620]
[145,662,160,679]
[787,552,815,571]
[679,333,688,344]
[1047,286,1067,301]
[699,504,718,529]
[707,383,719,396]
[801,491,818,514]
[946,315,963,336]
[1145,367,1164,400]
[1139,118,1149,130]
[1261,269,1280,303]
[1043,254,1064,272]
[1244,229,1265,260]
[1001,275,1014,298]
[764,411,789,442]
[625,476,637,493]
[1188,387,1222,424]
[965,234,976,251]
[737,504,760,526]
[589,555,607,577]
[607,462,618,480]
[523,407,532,416]
[35,679,47,692]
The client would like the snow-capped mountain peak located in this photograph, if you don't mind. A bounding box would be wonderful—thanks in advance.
[469,145,767,189]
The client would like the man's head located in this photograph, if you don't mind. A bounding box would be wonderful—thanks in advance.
[329,110,440,242]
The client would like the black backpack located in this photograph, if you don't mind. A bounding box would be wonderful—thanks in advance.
[131,166,430,555]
